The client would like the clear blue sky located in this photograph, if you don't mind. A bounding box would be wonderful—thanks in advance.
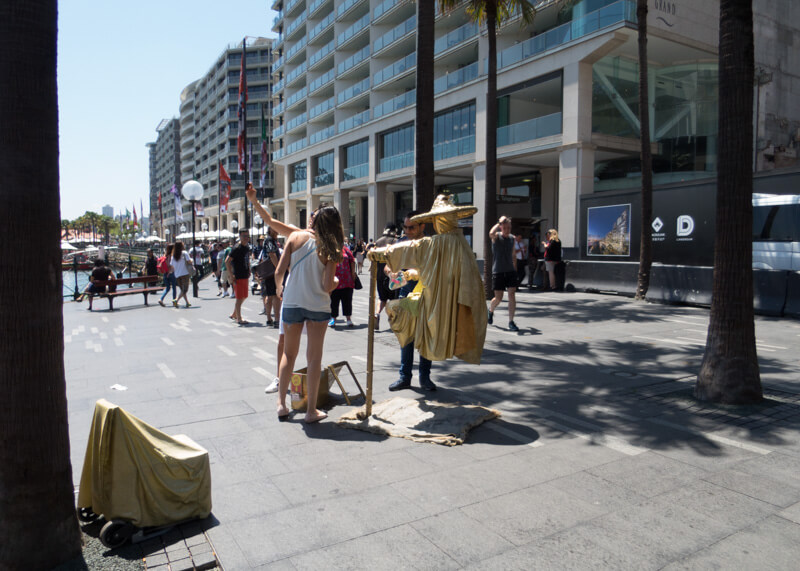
[57,1,277,221]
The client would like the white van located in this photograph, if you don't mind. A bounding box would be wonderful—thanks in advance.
[752,193,800,271]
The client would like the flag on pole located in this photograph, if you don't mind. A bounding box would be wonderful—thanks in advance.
[219,163,232,214]
[140,198,145,224]
[133,204,138,229]
[260,103,268,190]
[237,39,248,174]
[157,191,162,208]
[125,208,131,229]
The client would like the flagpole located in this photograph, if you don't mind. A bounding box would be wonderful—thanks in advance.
[218,161,222,242]
[242,37,249,230]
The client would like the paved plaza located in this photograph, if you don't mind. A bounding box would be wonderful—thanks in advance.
[63,274,800,569]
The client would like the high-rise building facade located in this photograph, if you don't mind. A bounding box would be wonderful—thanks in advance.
[177,38,276,237]
[147,118,181,237]
[269,0,798,268]
[102,205,114,219]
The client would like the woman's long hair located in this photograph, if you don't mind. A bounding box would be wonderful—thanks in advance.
[164,243,174,258]
[547,229,560,243]
[311,205,344,264]
[173,241,184,260]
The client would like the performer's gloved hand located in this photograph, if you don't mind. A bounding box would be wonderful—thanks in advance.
[367,247,387,263]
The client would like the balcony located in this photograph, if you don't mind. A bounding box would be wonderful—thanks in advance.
[286,86,308,109]
[273,101,286,115]
[373,53,416,87]
[497,0,636,70]
[271,56,285,75]
[336,45,370,77]
[309,11,334,41]
[313,172,334,187]
[308,0,328,17]
[286,112,307,132]
[286,138,308,155]
[336,0,364,19]
[337,109,370,134]
[290,179,307,193]
[285,36,307,62]
[433,61,479,94]
[342,163,368,181]
[434,135,475,161]
[272,124,285,139]
[336,77,370,105]
[373,90,416,119]
[497,112,562,147]
[379,152,414,173]
[373,15,416,54]
[309,96,335,120]
[309,125,336,145]
[308,68,335,95]
[434,21,479,55]
[309,40,335,69]
[337,13,369,48]
[285,61,308,86]
[285,9,307,39]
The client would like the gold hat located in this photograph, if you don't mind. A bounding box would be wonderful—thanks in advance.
[411,194,478,224]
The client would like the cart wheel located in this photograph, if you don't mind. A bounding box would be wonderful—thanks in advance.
[100,520,136,549]
[77,507,99,523]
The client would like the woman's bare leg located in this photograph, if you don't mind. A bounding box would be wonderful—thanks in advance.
[277,323,303,417]
[303,320,329,422]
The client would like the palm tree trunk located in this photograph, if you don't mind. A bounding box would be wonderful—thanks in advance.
[0,1,83,567]
[415,0,435,213]
[483,6,499,299]
[695,0,762,404]
[634,0,653,300]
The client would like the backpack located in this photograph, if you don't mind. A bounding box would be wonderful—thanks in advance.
[157,255,169,274]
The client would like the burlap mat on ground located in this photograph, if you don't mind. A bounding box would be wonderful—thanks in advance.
[337,396,500,446]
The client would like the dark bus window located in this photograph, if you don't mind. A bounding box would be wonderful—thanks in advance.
[753,204,800,241]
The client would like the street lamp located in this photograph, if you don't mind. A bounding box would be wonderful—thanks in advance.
[231,219,239,235]
[201,222,208,241]
[182,180,203,297]
[254,214,263,239]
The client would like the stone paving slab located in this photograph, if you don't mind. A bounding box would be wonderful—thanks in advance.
[63,277,800,569]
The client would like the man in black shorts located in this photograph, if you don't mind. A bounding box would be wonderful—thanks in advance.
[488,216,519,331]
[373,222,398,330]
[259,227,280,327]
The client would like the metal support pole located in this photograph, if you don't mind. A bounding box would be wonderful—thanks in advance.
[191,203,198,297]
[72,257,80,300]
[361,260,378,419]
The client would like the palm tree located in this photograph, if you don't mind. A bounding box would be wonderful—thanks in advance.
[439,0,537,297]
[634,0,653,300]
[415,0,436,213]
[84,210,100,244]
[695,0,762,404]
[0,0,83,567]
[61,218,72,240]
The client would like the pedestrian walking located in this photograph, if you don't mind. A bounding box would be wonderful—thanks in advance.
[329,243,356,328]
[226,230,251,324]
[488,216,519,331]
[170,241,193,308]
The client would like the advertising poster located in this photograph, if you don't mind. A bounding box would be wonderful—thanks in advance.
[587,204,631,256]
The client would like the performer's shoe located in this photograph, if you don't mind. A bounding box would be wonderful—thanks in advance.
[487,310,493,325]
[420,378,437,391]
[508,321,519,332]
[389,379,412,391]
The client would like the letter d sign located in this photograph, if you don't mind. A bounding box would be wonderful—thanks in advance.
[676,215,694,237]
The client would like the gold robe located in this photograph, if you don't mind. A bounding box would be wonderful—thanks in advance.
[384,228,487,364]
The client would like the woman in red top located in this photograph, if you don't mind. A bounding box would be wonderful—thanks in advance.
[329,245,356,327]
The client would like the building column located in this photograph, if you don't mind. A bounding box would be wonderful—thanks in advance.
[333,188,351,237]
[558,61,594,249]
[472,163,487,259]
[367,182,388,241]
[284,200,298,228]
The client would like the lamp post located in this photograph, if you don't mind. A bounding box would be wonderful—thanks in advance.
[201,222,209,241]
[231,219,239,235]
[254,214,263,240]
[182,180,204,297]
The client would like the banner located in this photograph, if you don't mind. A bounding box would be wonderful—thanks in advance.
[195,201,205,217]
[219,163,231,214]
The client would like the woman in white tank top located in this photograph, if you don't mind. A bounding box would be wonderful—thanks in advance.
[273,204,344,423]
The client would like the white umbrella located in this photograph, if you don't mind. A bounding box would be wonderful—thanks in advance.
[85,245,99,252]
[145,235,164,243]
[217,229,235,239]
[135,236,148,243]
[61,242,77,250]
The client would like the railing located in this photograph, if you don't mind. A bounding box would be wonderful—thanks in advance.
[374,52,416,86]
[290,179,307,193]
[498,0,635,70]
[314,172,335,187]
[308,0,327,16]
[373,14,416,53]
[373,0,400,21]
[379,151,414,173]
[286,112,307,131]
[285,61,307,84]
[271,55,285,74]
[337,77,370,105]
[285,35,307,60]
[336,0,363,18]
[309,11,335,40]
[338,109,370,134]
[433,61,479,94]
[308,68,335,94]
[373,90,416,119]
[434,135,475,161]
[309,40,335,67]
[337,45,370,76]
[272,124,285,139]
[286,86,308,108]
[286,138,307,154]
[434,21,479,55]
[273,101,285,115]
[285,9,307,37]
[497,112,563,146]
[273,147,285,160]
[337,13,370,47]
[342,163,368,181]
[309,125,336,145]
[285,0,302,13]
[309,96,335,119]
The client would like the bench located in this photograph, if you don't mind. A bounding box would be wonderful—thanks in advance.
[88,275,162,311]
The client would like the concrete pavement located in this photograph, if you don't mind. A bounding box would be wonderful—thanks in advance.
[63,274,800,569]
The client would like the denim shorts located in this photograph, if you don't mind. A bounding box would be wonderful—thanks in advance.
[282,306,330,324]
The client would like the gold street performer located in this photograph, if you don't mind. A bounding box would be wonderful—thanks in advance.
[368,195,487,364]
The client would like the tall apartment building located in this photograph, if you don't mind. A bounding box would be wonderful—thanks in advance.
[269,0,799,270]
[176,38,276,237]
[101,205,114,219]
[147,118,181,237]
